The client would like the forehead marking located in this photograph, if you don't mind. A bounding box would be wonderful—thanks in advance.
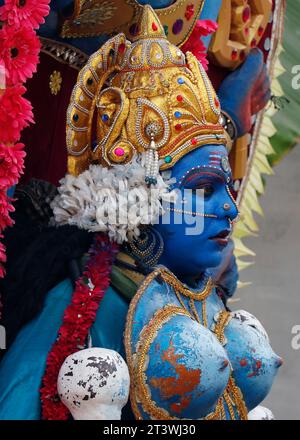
[209,153,224,167]
[178,166,227,186]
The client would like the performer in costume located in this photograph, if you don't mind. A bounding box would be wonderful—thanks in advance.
[0,6,282,420]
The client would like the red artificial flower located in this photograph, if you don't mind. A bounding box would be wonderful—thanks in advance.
[181,20,218,70]
[0,24,41,85]
[0,85,34,143]
[0,236,6,278]
[0,60,5,91]
[0,0,50,29]
[0,143,25,190]
[0,191,14,230]
[196,19,218,37]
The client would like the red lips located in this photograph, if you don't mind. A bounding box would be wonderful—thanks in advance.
[210,229,231,247]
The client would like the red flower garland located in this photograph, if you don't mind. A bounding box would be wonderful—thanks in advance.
[0,87,34,143]
[0,142,25,189]
[0,0,50,279]
[40,234,119,420]
[0,237,6,280]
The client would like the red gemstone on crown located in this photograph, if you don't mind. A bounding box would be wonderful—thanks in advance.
[191,138,197,145]
[177,95,183,102]
[175,124,182,131]
[118,43,126,53]
[152,22,158,31]
[251,38,257,48]
[258,26,264,36]
[231,49,238,60]
[242,6,251,23]
[214,97,220,107]
[185,4,195,21]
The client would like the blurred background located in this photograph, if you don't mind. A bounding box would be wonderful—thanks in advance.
[238,0,300,420]
[240,144,300,420]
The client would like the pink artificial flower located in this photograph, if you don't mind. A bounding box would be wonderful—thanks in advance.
[0,236,6,277]
[195,19,218,37]
[0,60,5,92]
[0,191,14,231]
[0,0,50,29]
[0,143,26,190]
[0,24,41,85]
[0,85,34,143]
[181,20,218,70]
[0,263,5,279]
[0,237,6,263]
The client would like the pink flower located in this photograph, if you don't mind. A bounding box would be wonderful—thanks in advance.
[195,19,218,37]
[0,264,5,278]
[0,236,6,278]
[0,143,25,190]
[181,20,218,70]
[0,60,5,91]
[0,85,34,143]
[0,191,14,230]
[0,24,41,85]
[0,0,50,29]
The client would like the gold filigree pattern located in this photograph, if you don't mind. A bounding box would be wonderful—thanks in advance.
[49,71,62,95]
[41,38,88,70]
[74,1,117,27]
[61,0,205,47]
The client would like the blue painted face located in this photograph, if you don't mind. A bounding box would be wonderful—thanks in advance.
[154,144,238,280]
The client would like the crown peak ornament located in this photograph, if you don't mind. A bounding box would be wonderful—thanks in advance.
[66,6,225,178]
[129,4,167,42]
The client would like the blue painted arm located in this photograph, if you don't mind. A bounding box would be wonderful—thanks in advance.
[209,239,239,299]
[218,48,271,136]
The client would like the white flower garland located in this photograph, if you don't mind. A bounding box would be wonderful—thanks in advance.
[51,156,176,243]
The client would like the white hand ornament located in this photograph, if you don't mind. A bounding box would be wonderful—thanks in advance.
[57,348,130,420]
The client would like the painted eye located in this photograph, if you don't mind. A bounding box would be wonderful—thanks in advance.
[203,185,214,198]
[197,184,214,198]
[191,185,214,199]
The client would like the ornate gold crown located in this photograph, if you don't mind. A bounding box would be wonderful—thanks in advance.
[66,5,226,178]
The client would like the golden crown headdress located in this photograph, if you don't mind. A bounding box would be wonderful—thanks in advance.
[66,5,226,182]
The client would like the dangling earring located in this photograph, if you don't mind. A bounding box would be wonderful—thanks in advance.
[126,226,164,268]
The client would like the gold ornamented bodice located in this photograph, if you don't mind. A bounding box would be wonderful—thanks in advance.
[124,267,248,420]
